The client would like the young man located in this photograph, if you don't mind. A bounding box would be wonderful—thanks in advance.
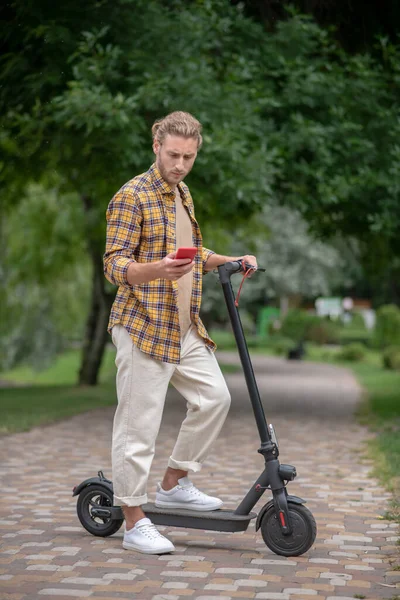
[104,111,257,554]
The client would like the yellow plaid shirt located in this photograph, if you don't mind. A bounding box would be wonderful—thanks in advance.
[103,163,216,364]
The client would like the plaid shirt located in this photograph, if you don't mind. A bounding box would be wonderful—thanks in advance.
[103,163,216,364]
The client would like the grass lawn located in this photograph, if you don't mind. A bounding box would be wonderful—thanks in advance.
[0,347,118,434]
[0,346,240,434]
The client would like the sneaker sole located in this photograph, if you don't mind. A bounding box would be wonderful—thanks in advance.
[122,541,175,554]
[154,500,223,511]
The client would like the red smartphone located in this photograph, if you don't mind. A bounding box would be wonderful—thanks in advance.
[175,246,198,261]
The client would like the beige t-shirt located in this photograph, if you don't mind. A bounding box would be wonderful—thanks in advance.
[175,189,194,337]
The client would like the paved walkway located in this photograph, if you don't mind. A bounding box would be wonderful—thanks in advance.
[0,352,399,600]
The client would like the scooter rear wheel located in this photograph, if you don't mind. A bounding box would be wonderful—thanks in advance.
[77,485,123,537]
[260,501,316,556]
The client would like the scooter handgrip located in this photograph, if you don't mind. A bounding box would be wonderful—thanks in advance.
[243,262,266,272]
[224,261,243,274]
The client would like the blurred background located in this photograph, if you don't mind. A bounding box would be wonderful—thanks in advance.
[1,0,400,435]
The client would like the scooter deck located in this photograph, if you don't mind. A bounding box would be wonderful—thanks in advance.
[141,503,257,532]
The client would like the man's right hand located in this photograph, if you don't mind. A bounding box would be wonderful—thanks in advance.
[126,252,195,285]
[157,251,195,281]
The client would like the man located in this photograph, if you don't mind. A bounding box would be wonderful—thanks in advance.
[104,111,257,554]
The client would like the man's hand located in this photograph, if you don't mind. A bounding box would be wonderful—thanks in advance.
[158,251,195,281]
[238,255,258,276]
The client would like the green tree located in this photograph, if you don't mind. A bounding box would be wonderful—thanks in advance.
[201,205,353,327]
[1,0,278,383]
[251,14,400,294]
[237,0,400,54]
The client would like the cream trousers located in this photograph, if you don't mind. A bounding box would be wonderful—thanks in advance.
[111,324,231,507]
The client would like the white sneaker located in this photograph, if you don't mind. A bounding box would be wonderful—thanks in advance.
[155,477,223,511]
[122,517,175,554]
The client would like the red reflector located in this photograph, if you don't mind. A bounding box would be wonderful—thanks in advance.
[279,511,286,527]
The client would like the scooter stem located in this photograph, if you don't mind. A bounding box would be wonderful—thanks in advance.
[218,262,270,445]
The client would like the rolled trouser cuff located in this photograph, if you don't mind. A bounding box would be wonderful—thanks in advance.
[168,457,202,472]
[113,493,148,507]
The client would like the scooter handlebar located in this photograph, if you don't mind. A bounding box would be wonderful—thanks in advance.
[222,261,243,275]
[217,261,265,282]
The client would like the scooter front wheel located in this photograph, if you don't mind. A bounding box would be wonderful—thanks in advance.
[77,485,123,537]
[260,501,316,556]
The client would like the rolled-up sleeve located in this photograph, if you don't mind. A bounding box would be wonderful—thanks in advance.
[202,247,215,274]
[103,187,142,288]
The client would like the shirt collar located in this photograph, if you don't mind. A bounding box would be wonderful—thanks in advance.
[149,163,175,196]
[149,163,189,201]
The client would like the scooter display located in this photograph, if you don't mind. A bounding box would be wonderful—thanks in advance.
[73,261,317,556]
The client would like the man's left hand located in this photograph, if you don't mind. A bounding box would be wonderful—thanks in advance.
[237,255,258,276]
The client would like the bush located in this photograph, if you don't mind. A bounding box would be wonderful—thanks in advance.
[374,304,400,349]
[338,327,372,346]
[307,320,340,344]
[281,309,340,345]
[270,337,294,356]
[337,342,366,362]
[280,309,314,342]
[382,346,400,371]
[348,312,367,329]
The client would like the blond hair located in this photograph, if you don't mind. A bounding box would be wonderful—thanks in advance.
[152,111,203,148]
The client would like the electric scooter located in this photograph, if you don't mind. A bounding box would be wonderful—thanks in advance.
[73,261,317,556]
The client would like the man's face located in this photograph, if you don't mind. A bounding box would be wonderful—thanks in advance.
[153,134,198,187]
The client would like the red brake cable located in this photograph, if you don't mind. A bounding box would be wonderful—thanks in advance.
[235,261,256,307]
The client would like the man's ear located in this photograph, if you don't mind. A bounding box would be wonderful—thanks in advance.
[153,140,160,155]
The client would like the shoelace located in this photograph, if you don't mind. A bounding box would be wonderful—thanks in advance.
[137,522,163,540]
[178,484,204,497]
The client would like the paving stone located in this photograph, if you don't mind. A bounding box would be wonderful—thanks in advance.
[325,597,362,600]
[161,571,209,578]
[204,584,238,591]
[344,564,375,570]
[282,589,318,595]
[193,597,232,600]
[216,568,263,575]
[255,594,290,600]
[38,590,92,597]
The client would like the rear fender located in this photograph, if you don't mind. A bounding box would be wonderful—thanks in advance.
[72,476,113,497]
[255,495,306,531]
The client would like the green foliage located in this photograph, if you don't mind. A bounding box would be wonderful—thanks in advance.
[0,183,91,371]
[280,309,316,343]
[306,319,340,345]
[2,0,400,375]
[383,346,400,371]
[336,342,366,362]
[338,327,372,346]
[3,1,400,239]
[337,311,372,346]
[5,183,86,284]
[280,309,340,345]
[374,304,400,349]
[201,204,355,330]
[348,312,366,329]
[268,337,294,356]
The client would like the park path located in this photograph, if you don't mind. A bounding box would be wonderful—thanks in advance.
[0,352,399,600]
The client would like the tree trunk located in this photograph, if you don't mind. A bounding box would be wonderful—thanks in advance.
[78,250,114,385]
[78,194,114,386]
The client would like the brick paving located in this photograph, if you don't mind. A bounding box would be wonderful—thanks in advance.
[0,352,399,600]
